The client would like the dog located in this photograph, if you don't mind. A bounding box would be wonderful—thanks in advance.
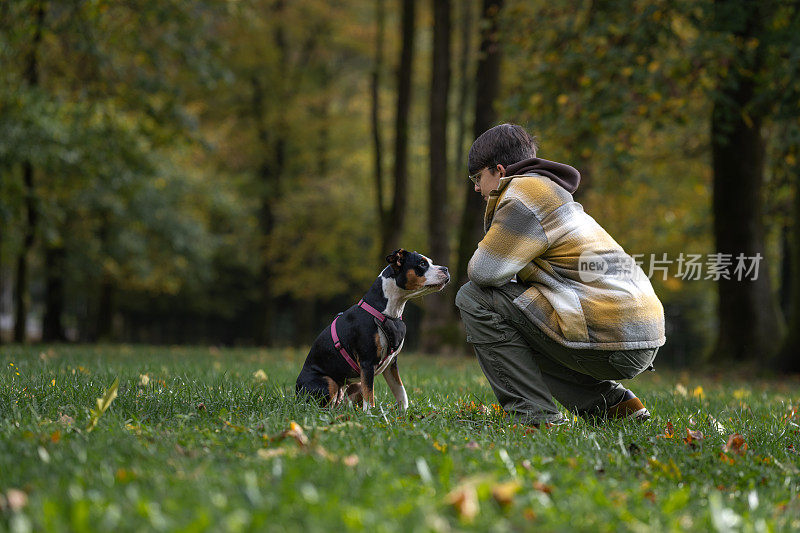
[295,249,450,411]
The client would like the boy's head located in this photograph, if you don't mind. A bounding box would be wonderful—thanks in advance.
[467,123,538,175]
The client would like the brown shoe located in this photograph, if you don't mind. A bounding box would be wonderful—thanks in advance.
[606,390,650,421]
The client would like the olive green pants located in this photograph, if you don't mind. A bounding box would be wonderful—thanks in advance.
[455,281,658,425]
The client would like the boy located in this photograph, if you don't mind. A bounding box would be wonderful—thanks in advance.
[455,124,665,426]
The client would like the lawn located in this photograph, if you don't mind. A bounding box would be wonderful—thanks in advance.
[1,345,798,532]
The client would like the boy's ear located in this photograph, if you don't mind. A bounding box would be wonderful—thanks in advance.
[386,249,406,274]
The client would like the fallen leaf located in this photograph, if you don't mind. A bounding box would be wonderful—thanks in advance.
[343,454,359,467]
[718,452,736,465]
[282,421,309,447]
[196,403,206,412]
[86,377,119,432]
[139,374,150,386]
[465,441,480,450]
[658,421,675,439]
[723,433,747,455]
[684,428,705,445]
[257,448,286,460]
[644,490,656,502]
[675,384,688,397]
[491,480,521,507]
[5,489,27,511]
[692,386,704,398]
[58,414,74,426]
[253,369,268,381]
[446,485,479,522]
[707,414,726,434]
[533,481,553,494]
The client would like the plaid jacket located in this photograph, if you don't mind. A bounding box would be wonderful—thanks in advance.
[467,174,666,350]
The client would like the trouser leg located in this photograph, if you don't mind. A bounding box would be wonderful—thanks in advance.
[456,281,631,418]
[455,283,563,424]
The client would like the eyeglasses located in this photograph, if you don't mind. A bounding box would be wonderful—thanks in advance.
[468,168,485,186]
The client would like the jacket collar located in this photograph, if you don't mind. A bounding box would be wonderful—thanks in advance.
[483,174,528,232]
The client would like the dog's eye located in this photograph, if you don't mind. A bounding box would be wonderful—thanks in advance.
[419,260,428,269]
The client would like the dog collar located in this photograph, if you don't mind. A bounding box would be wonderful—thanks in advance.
[358,299,393,321]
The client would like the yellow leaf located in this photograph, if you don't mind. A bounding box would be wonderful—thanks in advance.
[491,480,521,507]
[86,378,119,432]
[692,386,704,398]
[253,369,268,381]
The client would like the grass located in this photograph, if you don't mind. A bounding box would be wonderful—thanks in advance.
[1,344,799,532]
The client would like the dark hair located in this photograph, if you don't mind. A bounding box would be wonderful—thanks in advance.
[467,123,538,174]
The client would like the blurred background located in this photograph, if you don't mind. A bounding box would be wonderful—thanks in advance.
[1,0,798,369]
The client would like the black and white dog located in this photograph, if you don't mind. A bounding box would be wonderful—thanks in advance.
[295,249,449,410]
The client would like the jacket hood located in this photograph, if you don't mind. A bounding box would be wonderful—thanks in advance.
[505,157,581,194]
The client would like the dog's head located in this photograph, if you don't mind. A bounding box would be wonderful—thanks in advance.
[383,249,450,297]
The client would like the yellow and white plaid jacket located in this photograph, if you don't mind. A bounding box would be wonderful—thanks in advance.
[468,174,665,350]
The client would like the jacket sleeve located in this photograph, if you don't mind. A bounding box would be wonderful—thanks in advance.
[467,197,549,287]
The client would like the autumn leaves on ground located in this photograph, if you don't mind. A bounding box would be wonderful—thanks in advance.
[1,346,799,532]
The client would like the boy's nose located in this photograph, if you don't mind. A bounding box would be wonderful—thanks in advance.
[474,183,480,193]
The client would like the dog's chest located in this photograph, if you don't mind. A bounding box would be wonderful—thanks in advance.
[374,319,405,375]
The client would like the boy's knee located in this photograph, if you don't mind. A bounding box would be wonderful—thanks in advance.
[455,281,485,311]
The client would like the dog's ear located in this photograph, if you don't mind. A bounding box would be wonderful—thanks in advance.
[386,249,406,273]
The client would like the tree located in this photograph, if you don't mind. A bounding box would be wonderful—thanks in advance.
[422,0,452,351]
[455,0,503,291]
[383,0,417,254]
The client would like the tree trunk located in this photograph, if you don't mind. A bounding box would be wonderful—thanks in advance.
[96,275,115,341]
[383,0,416,254]
[452,0,474,178]
[779,155,800,371]
[710,1,781,361]
[42,244,66,341]
[455,0,503,291]
[421,0,453,352]
[252,0,288,346]
[13,163,36,343]
[13,1,46,343]
[372,0,387,259]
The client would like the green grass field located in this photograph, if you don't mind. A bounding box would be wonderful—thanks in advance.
[1,345,799,532]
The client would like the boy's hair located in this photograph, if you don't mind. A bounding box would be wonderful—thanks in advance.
[468,123,538,174]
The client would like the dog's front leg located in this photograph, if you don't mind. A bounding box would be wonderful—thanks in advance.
[383,359,409,410]
[360,362,375,411]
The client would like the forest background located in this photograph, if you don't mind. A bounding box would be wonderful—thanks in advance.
[1,0,799,370]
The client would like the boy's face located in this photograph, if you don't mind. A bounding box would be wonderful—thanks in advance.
[472,164,505,201]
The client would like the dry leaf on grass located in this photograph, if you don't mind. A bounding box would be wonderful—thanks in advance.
[446,485,479,522]
[491,480,521,507]
[3,489,28,512]
[723,433,747,455]
[257,448,287,460]
[658,421,675,439]
[684,429,705,445]
[707,414,726,434]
